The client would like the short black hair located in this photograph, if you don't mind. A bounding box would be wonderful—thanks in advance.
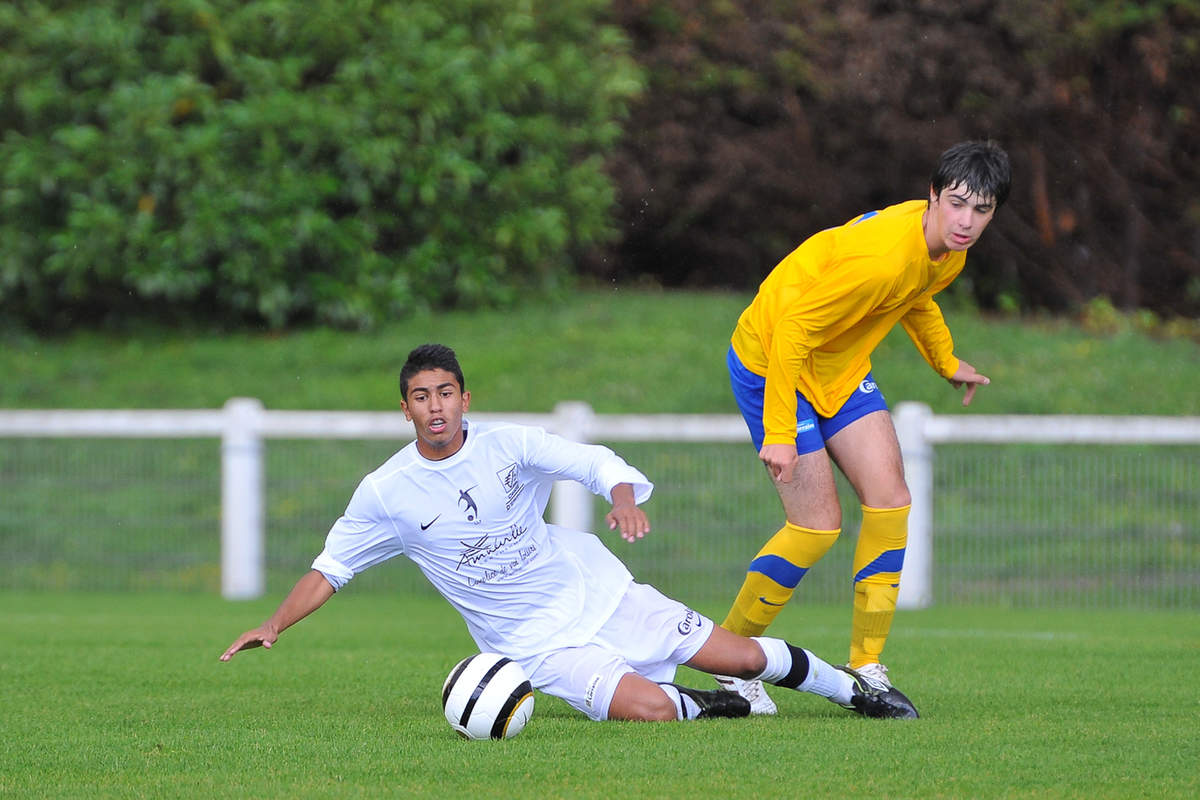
[931,140,1012,208]
[399,343,465,399]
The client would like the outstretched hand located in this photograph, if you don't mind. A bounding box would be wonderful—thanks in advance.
[219,625,279,661]
[217,570,334,663]
[949,360,990,406]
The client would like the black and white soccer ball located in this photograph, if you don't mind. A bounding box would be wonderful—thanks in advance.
[441,652,535,740]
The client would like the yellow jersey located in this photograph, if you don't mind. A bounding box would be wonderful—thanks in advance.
[731,199,964,445]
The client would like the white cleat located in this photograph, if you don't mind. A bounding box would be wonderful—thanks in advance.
[713,674,778,715]
[850,662,893,692]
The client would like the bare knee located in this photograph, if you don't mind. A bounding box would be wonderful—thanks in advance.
[687,626,767,679]
[606,676,679,722]
[631,693,678,722]
[731,640,768,679]
[868,486,911,509]
[852,467,911,509]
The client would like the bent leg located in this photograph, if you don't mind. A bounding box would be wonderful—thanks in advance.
[608,669,752,722]
[685,623,768,678]
[826,408,910,509]
[826,410,911,667]
[686,627,860,708]
[607,673,680,722]
[721,449,843,637]
[721,521,840,637]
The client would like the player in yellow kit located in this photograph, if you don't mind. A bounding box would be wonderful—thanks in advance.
[716,141,1012,714]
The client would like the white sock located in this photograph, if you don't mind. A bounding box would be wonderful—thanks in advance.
[750,636,795,683]
[751,638,854,704]
[797,650,854,705]
[657,683,701,720]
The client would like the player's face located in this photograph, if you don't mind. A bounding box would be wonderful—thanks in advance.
[925,182,997,258]
[401,368,471,460]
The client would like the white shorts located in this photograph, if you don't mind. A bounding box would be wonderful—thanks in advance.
[520,582,713,721]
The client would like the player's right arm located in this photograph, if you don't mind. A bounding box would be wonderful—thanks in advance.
[219,570,335,661]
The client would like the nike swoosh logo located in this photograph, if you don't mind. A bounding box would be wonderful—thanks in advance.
[757,596,785,606]
[420,514,441,531]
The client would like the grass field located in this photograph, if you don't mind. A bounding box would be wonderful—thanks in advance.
[1,291,1196,797]
[1,290,1197,415]
[2,592,1196,799]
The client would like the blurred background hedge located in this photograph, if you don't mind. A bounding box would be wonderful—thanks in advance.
[2,0,1197,331]
[595,0,1200,321]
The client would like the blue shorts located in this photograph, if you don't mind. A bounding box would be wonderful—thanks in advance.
[727,346,889,455]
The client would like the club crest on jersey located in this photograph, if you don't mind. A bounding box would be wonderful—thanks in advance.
[458,486,480,523]
[496,463,526,510]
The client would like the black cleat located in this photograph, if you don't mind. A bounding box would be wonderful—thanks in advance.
[669,683,752,719]
[834,665,920,719]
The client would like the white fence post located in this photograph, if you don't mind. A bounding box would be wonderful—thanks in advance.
[5,403,1196,603]
[221,397,265,599]
[895,402,934,609]
[550,401,596,531]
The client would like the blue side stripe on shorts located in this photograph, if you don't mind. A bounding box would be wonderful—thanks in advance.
[749,555,808,589]
[852,548,906,583]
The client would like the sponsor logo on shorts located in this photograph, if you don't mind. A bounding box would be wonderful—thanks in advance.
[585,673,602,710]
[797,419,816,434]
[677,608,702,635]
[859,379,878,394]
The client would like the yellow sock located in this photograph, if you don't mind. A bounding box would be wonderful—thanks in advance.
[849,504,909,668]
[721,522,840,637]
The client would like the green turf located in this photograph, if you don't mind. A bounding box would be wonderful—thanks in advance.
[1,290,1196,415]
[2,291,1196,794]
[1,592,1196,799]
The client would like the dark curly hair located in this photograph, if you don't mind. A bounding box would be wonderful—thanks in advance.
[931,140,1012,208]
[399,343,465,399]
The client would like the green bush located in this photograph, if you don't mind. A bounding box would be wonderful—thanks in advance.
[0,0,642,329]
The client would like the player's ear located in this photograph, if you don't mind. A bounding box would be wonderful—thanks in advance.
[461,390,471,411]
[400,399,412,420]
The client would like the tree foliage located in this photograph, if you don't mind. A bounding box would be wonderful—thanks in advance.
[0,0,641,329]
[3,0,1196,331]
[597,0,1200,318]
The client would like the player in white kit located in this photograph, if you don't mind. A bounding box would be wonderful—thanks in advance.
[221,344,917,722]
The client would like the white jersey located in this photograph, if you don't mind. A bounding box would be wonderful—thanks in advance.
[311,419,653,661]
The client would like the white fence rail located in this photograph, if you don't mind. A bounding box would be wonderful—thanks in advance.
[2,401,1198,605]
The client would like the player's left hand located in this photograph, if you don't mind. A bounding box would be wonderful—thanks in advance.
[607,503,650,543]
[607,483,650,542]
[949,360,990,406]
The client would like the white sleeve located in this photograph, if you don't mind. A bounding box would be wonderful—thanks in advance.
[523,426,653,504]
[311,478,405,591]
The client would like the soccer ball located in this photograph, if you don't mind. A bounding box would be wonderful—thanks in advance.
[441,652,535,740]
